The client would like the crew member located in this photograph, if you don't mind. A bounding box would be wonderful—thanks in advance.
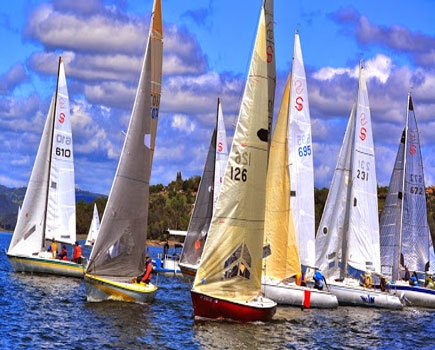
[47,239,57,259]
[58,245,68,261]
[72,241,82,264]
[136,255,153,285]
[313,271,324,290]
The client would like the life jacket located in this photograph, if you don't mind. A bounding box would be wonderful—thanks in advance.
[142,261,153,283]
[62,255,68,261]
[296,272,302,286]
[74,246,82,259]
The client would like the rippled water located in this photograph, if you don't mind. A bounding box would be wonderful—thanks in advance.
[0,232,433,349]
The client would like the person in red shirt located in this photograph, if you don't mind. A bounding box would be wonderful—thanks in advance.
[135,255,153,284]
[72,241,82,264]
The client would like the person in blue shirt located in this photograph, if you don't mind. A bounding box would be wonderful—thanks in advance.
[313,271,324,290]
[409,271,419,287]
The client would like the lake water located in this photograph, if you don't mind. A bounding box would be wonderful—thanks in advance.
[0,232,433,349]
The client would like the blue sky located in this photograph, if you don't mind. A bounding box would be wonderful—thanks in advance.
[1,0,435,194]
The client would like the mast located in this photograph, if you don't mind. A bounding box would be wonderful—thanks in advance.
[42,56,62,249]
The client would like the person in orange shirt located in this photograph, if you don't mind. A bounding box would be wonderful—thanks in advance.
[72,241,82,264]
[58,245,68,261]
[135,255,153,285]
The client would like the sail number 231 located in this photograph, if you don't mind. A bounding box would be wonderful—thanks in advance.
[230,151,251,182]
[357,160,370,181]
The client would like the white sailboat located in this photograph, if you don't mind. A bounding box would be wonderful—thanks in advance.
[7,58,84,278]
[179,98,228,279]
[85,204,100,247]
[191,0,277,322]
[261,32,338,309]
[84,0,163,303]
[315,62,402,309]
[379,93,435,308]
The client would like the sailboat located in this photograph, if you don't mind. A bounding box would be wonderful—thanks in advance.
[85,204,100,247]
[315,62,402,309]
[179,98,228,279]
[379,93,435,308]
[261,32,338,309]
[84,0,163,303]
[190,0,277,322]
[7,58,84,278]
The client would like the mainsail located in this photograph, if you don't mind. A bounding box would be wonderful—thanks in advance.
[315,105,355,280]
[45,61,76,245]
[347,63,380,274]
[180,99,228,269]
[288,32,315,267]
[263,74,300,281]
[193,0,275,302]
[86,204,100,247]
[380,94,431,279]
[86,0,163,278]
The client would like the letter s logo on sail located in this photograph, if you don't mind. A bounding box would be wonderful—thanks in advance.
[267,45,274,63]
[218,142,223,152]
[59,113,65,124]
[359,127,367,141]
[295,96,304,111]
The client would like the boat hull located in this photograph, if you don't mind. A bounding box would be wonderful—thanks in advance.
[153,258,182,275]
[84,274,157,303]
[388,281,435,308]
[191,290,276,322]
[179,263,197,279]
[261,282,338,309]
[327,281,402,310]
[7,254,85,278]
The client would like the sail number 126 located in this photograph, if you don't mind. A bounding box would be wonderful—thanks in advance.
[230,151,251,182]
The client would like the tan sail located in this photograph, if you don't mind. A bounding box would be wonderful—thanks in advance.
[193,4,273,303]
[263,74,301,281]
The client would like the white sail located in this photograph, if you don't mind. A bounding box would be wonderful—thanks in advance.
[288,32,315,267]
[193,0,275,302]
[86,204,100,247]
[214,99,229,208]
[401,95,430,273]
[347,63,380,273]
[86,0,163,278]
[8,96,55,256]
[430,239,435,274]
[45,60,76,245]
[315,105,355,280]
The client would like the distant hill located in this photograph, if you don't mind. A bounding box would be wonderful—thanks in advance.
[0,185,104,230]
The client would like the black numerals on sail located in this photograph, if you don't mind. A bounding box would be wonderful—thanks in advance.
[409,173,424,195]
[56,135,72,158]
[230,151,251,182]
[357,160,370,182]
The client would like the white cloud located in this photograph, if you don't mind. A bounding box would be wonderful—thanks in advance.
[171,114,195,133]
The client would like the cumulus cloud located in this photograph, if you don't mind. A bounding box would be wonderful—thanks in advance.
[171,114,196,133]
[0,62,29,94]
[330,6,435,67]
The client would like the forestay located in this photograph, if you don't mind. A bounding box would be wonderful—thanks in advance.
[86,0,163,278]
[347,64,380,273]
[193,0,275,302]
[86,204,100,247]
[288,33,315,267]
[46,61,76,246]
[263,74,300,281]
[8,97,55,256]
[315,105,355,280]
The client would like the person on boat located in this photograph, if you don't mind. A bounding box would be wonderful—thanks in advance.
[362,273,373,288]
[296,271,307,286]
[47,239,57,259]
[313,271,324,290]
[409,272,419,287]
[163,240,169,259]
[72,241,83,264]
[58,245,68,261]
[404,266,410,281]
[424,273,434,289]
[379,276,388,292]
[135,255,153,285]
